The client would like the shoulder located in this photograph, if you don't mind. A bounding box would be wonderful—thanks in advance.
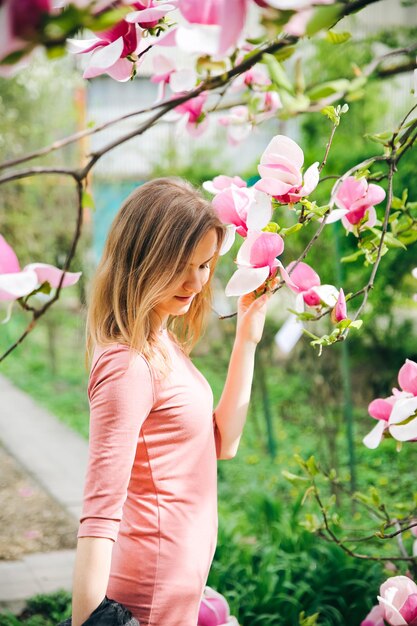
[88,343,154,402]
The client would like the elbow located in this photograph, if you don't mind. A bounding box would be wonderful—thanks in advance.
[218,442,239,460]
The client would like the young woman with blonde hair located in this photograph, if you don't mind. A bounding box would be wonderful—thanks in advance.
[71,177,273,626]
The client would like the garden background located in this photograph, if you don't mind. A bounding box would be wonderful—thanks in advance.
[1,1,417,624]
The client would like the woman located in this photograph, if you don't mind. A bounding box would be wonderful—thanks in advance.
[71,178,273,626]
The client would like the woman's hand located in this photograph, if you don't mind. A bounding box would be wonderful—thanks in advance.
[236,277,278,345]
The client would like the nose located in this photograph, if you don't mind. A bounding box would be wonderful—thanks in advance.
[183,268,203,294]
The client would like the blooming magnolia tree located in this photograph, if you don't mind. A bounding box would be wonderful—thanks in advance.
[1,0,417,623]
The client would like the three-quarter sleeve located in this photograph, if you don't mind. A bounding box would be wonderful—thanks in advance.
[78,345,154,542]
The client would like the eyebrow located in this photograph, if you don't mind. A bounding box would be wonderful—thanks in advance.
[190,254,215,267]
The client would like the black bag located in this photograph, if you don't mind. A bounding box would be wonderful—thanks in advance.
[58,596,140,626]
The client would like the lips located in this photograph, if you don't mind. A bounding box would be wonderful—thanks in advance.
[175,295,194,302]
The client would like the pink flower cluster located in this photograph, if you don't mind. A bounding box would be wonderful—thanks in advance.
[328,176,386,232]
[362,576,417,626]
[0,234,81,303]
[363,359,417,449]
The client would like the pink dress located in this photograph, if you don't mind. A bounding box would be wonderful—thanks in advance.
[77,330,221,626]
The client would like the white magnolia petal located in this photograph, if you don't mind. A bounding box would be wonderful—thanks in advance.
[301,161,320,196]
[175,24,220,55]
[219,225,236,256]
[363,420,387,449]
[246,190,272,231]
[323,208,349,224]
[389,396,417,425]
[295,292,305,314]
[170,69,197,93]
[377,596,408,626]
[411,267,417,279]
[202,181,218,195]
[311,284,339,307]
[274,314,304,354]
[66,37,102,53]
[0,270,38,300]
[24,263,82,288]
[225,266,269,297]
[390,418,417,442]
[88,37,124,70]
[1,300,14,324]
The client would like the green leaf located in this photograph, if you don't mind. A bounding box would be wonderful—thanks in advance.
[263,221,280,233]
[82,190,95,211]
[341,249,365,263]
[301,486,315,506]
[325,30,352,44]
[349,320,363,330]
[262,53,294,94]
[307,79,350,101]
[306,455,319,477]
[281,470,309,484]
[280,222,303,237]
[306,4,343,36]
[273,46,297,62]
[365,131,393,146]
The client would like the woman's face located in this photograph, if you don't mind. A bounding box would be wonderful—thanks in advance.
[154,229,218,324]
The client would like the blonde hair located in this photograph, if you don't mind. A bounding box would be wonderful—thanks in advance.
[86,177,225,371]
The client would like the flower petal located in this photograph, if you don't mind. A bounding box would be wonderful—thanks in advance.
[260,135,304,170]
[254,177,293,197]
[310,284,339,307]
[85,37,124,72]
[363,420,388,449]
[300,161,320,196]
[246,190,272,231]
[106,57,133,81]
[219,225,236,256]
[366,183,386,207]
[390,417,417,442]
[0,270,38,301]
[248,232,284,268]
[225,266,269,297]
[335,177,368,211]
[0,234,20,273]
[368,398,394,421]
[23,263,81,288]
[324,208,349,224]
[286,261,320,294]
[388,396,417,426]
[170,68,196,92]
[398,359,417,396]
[274,314,304,354]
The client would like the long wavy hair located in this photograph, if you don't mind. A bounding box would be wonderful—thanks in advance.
[86,177,226,371]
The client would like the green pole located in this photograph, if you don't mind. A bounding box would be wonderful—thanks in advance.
[333,223,357,495]
[256,349,277,459]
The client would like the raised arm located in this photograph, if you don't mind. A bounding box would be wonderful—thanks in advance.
[214,285,274,460]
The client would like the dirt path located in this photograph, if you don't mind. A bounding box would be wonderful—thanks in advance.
[0,444,77,561]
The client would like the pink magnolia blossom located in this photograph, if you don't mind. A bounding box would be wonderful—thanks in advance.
[331,288,347,322]
[361,605,385,626]
[0,0,52,74]
[125,1,176,28]
[218,106,252,146]
[231,64,271,92]
[378,576,417,626]
[328,176,386,231]
[364,359,417,449]
[174,92,209,136]
[203,175,247,195]
[212,186,272,245]
[361,605,386,626]
[150,54,196,100]
[67,19,142,81]
[198,586,238,626]
[225,230,284,296]
[254,135,319,204]
[285,261,339,308]
[0,234,81,302]
[177,0,248,55]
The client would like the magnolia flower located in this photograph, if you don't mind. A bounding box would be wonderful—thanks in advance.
[218,106,253,146]
[331,288,347,323]
[360,604,386,626]
[174,92,209,136]
[327,176,386,231]
[198,586,239,626]
[0,234,81,302]
[231,64,271,91]
[203,175,247,195]
[255,135,319,203]
[0,0,52,75]
[286,261,339,308]
[177,0,248,55]
[378,576,417,626]
[67,19,142,81]
[151,54,196,101]
[364,359,417,449]
[125,1,176,28]
[212,186,272,239]
[225,230,288,296]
